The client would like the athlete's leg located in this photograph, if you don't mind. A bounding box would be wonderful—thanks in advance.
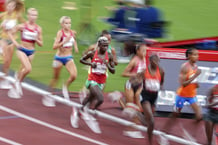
[142,101,154,145]
[89,85,104,110]
[190,102,202,121]
[65,60,77,87]
[205,121,214,145]
[49,60,63,90]
[2,42,14,75]
[16,50,33,82]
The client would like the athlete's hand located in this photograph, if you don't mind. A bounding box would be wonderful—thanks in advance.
[91,62,97,68]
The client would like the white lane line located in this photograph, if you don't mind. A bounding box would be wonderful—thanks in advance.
[0,136,22,145]
[0,105,108,145]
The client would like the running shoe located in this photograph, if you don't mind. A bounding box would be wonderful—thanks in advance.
[62,84,70,100]
[42,94,56,107]
[79,109,101,134]
[0,79,12,89]
[70,107,79,128]
[15,81,23,96]
[8,87,21,99]
[123,131,144,138]
[158,133,169,145]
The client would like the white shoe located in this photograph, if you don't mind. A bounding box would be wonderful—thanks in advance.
[62,84,70,100]
[123,131,144,138]
[80,110,101,134]
[70,107,79,128]
[8,87,21,99]
[0,79,12,89]
[15,81,23,96]
[158,133,169,145]
[42,94,56,107]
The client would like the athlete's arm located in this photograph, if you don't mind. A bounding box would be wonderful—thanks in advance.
[107,53,115,74]
[179,64,201,87]
[80,50,96,67]
[159,66,165,89]
[35,26,43,47]
[53,30,70,50]
[111,47,118,65]
[122,57,136,77]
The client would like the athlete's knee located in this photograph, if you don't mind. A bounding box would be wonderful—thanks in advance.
[69,73,77,81]
[25,66,32,74]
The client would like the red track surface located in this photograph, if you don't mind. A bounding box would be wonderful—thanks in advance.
[0,85,208,145]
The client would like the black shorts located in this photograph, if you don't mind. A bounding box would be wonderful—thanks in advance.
[140,89,158,105]
[204,109,218,123]
[125,80,142,94]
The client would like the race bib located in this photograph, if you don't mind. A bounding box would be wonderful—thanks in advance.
[145,79,160,92]
[92,62,107,74]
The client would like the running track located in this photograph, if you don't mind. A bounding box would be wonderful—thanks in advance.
[0,77,208,145]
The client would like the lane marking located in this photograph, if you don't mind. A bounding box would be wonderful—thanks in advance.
[0,136,22,145]
[0,72,202,145]
[0,105,108,145]
[0,115,19,120]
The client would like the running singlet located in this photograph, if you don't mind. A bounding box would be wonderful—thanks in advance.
[130,56,146,73]
[144,67,161,92]
[177,62,198,98]
[210,85,218,110]
[21,23,39,43]
[1,11,17,38]
[60,29,75,48]
[88,50,109,84]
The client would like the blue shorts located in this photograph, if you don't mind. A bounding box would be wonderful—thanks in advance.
[175,95,197,109]
[54,55,73,65]
[18,47,35,56]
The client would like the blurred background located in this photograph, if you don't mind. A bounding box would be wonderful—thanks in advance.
[2,0,218,92]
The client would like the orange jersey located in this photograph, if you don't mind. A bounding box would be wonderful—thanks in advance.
[177,62,198,98]
[144,67,161,92]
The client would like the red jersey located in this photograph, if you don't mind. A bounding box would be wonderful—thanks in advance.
[88,50,109,84]
[60,29,75,48]
[21,23,39,43]
[130,56,146,74]
[144,67,161,92]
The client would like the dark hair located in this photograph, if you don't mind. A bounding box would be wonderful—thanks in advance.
[185,48,197,59]
[101,30,110,36]
[149,53,158,61]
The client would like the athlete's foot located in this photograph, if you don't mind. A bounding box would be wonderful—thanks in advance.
[79,109,101,134]
[70,107,79,128]
[8,86,21,99]
[123,131,144,138]
[62,84,70,100]
[42,94,56,107]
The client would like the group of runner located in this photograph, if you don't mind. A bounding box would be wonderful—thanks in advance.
[0,1,217,145]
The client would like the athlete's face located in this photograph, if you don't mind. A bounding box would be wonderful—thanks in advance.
[28,10,38,22]
[189,49,199,63]
[62,18,71,30]
[6,1,16,12]
[137,45,146,57]
[150,55,159,67]
[99,42,108,53]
